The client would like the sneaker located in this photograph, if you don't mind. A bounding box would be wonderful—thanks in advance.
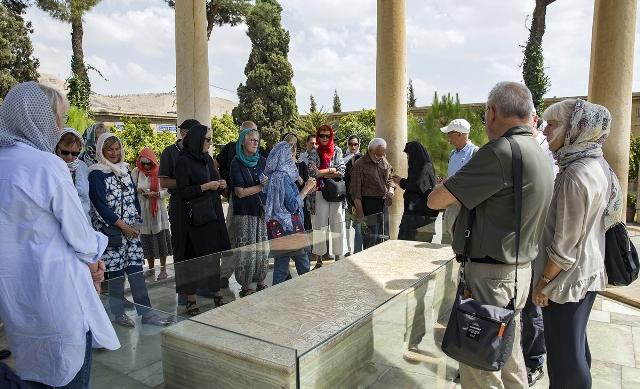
[144,268,155,278]
[142,313,172,327]
[114,314,135,328]
[527,365,544,387]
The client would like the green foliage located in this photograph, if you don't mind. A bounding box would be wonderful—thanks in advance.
[629,136,640,181]
[210,112,238,154]
[295,108,330,139]
[165,0,251,39]
[0,3,39,99]
[522,13,550,114]
[65,105,93,132]
[332,90,342,113]
[35,0,100,21]
[66,75,91,112]
[113,116,175,166]
[309,94,317,113]
[407,79,416,108]
[333,109,376,153]
[408,92,487,177]
[232,0,297,148]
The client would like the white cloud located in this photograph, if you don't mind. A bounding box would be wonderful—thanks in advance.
[23,0,640,112]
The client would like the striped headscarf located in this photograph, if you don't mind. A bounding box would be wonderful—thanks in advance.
[0,81,61,152]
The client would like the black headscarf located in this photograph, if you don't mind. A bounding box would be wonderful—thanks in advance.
[404,141,436,195]
[181,124,208,162]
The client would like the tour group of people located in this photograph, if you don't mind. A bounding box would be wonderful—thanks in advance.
[0,79,621,389]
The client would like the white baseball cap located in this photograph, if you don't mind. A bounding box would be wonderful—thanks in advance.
[440,119,471,134]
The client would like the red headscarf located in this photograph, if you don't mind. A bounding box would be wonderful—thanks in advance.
[316,124,335,169]
[136,148,160,217]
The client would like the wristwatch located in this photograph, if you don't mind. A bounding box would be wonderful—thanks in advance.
[541,275,553,284]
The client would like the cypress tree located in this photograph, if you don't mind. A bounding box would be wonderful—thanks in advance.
[232,0,297,146]
[407,79,416,108]
[332,89,342,113]
[309,94,317,113]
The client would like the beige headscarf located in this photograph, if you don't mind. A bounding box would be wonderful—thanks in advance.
[88,132,129,177]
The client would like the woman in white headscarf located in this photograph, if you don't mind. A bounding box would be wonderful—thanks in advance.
[0,81,120,388]
[89,132,171,328]
[55,128,91,221]
[533,99,622,389]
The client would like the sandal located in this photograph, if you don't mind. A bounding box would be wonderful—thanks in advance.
[186,301,200,316]
[157,270,168,281]
[239,289,255,298]
[213,295,227,307]
[256,284,268,292]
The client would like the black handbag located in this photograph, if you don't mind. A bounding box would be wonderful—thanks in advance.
[321,178,346,202]
[187,164,218,226]
[605,222,639,286]
[101,177,126,249]
[441,136,523,372]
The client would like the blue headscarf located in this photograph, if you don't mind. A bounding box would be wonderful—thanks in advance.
[265,141,300,232]
[235,128,260,167]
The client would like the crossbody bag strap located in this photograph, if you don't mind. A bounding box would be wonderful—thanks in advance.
[505,136,523,303]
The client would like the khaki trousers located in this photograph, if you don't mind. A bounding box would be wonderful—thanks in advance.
[458,261,531,389]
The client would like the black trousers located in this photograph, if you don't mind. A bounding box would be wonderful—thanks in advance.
[542,291,596,389]
[521,273,546,370]
[362,197,385,249]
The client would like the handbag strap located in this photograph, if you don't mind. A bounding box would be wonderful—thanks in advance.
[460,136,523,303]
[505,136,523,302]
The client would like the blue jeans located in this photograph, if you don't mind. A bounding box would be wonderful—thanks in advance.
[273,251,310,285]
[105,265,152,317]
[26,331,92,389]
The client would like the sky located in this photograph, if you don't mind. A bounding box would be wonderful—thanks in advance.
[25,0,640,113]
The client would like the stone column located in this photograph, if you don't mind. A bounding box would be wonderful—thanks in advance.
[175,0,211,129]
[587,0,637,214]
[376,0,407,239]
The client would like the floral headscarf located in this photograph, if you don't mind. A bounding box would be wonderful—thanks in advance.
[0,81,61,153]
[554,99,622,228]
[136,147,160,217]
[264,141,300,232]
[88,132,129,177]
[80,123,103,166]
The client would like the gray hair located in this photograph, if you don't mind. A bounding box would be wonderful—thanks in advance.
[38,84,69,125]
[368,137,387,150]
[487,81,535,120]
[543,99,577,133]
[241,120,257,132]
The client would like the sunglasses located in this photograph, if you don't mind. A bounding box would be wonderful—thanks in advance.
[59,149,80,157]
[349,142,359,146]
[319,134,330,140]
[141,161,153,166]
[204,137,212,143]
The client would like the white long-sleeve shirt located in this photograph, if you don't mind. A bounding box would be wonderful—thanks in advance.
[0,142,120,386]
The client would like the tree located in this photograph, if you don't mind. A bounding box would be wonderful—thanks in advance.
[210,112,238,153]
[232,0,297,147]
[521,0,556,114]
[309,94,317,113]
[165,0,251,39]
[36,0,101,111]
[296,108,330,139]
[332,90,341,113]
[0,2,39,100]
[408,92,487,177]
[334,109,375,151]
[114,117,175,166]
[407,79,416,108]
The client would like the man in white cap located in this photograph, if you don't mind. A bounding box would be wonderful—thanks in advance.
[440,119,478,244]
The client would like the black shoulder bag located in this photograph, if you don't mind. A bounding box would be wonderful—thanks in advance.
[605,224,639,286]
[101,177,126,248]
[187,163,218,226]
[441,136,522,371]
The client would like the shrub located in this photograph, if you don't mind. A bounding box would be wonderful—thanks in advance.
[65,105,94,134]
[114,116,175,165]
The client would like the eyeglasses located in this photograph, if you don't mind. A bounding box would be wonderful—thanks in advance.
[349,142,359,147]
[204,137,212,143]
[59,149,80,157]
[246,138,260,144]
[319,134,330,140]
